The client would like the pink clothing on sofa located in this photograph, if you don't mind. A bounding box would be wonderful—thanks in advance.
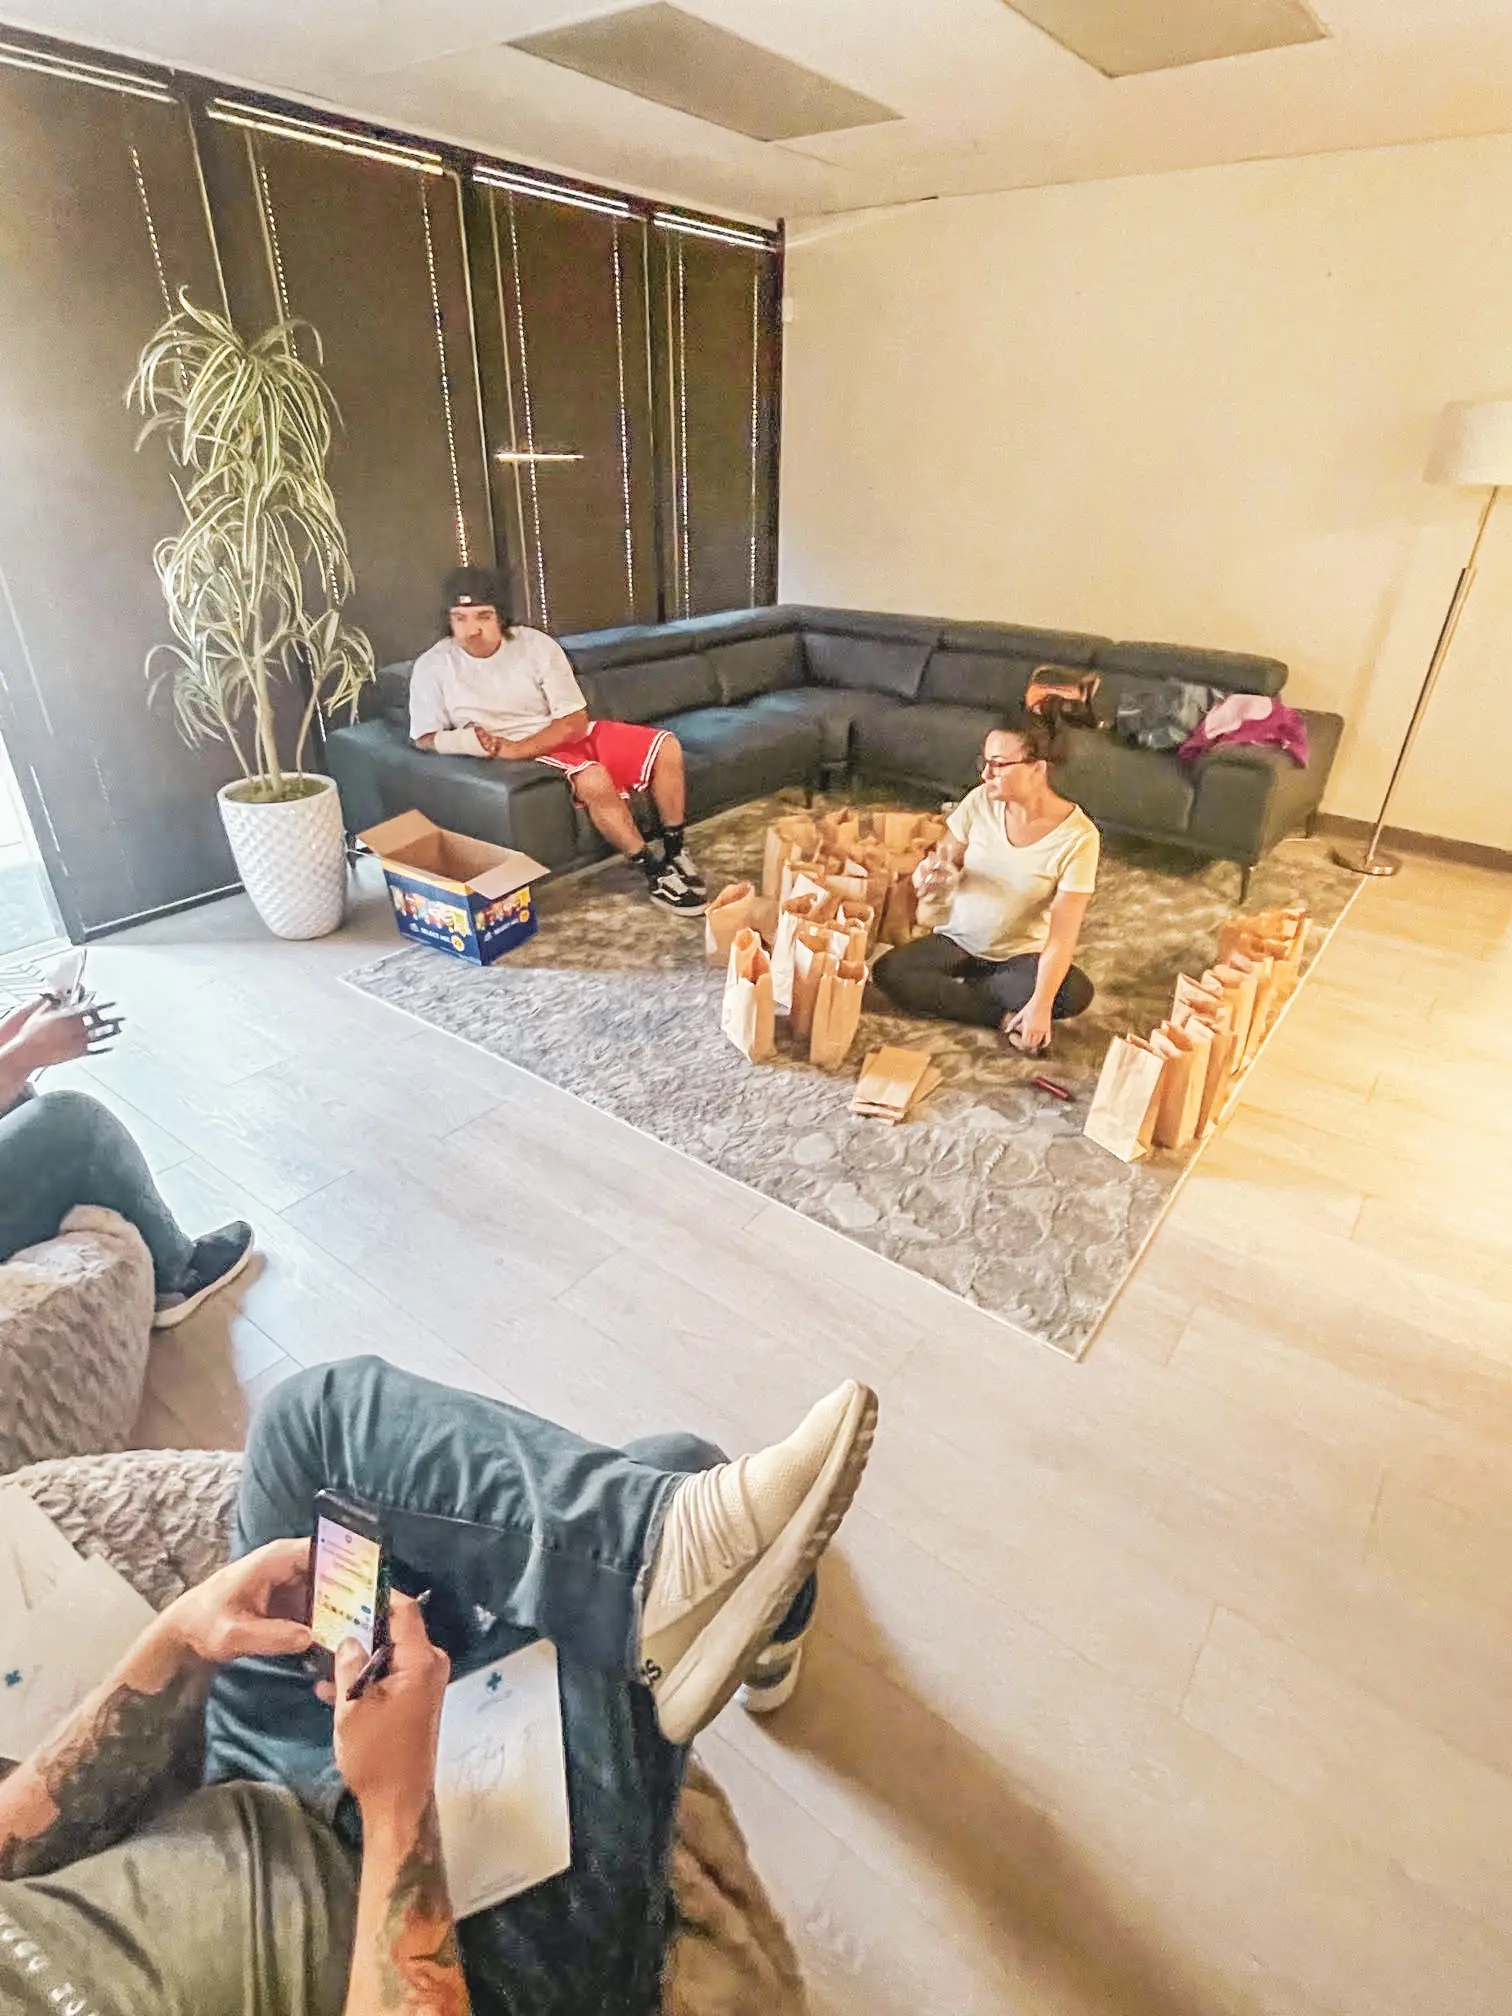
[1179,693,1309,768]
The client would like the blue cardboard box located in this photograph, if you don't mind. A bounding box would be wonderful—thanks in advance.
[360,811,550,966]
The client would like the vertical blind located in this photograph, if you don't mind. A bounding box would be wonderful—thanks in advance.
[653,219,781,619]
[0,29,781,937]
[0,51,236,936]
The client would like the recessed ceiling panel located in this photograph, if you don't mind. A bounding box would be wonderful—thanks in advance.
[509,3,900,142]
[999,0,1328,77]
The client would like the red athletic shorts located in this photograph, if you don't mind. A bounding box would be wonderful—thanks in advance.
[537,719,668,798]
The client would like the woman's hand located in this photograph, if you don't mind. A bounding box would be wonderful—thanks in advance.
[11,999,124,1069]
[1002,1001,1053,1056]
[328,1593,450,1830]
[159,1537,315,1666]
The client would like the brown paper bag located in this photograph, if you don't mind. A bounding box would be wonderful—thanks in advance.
[1227,949,1275,1064]
[824,868,870,909]
[882,811,923,853]
[1172,1001,1233,1133]
[1149,1022,1208,1150]
[750,894,780,944]
[789,923,834,1041]
[1084,1034,1166,1162]
[810,956,867,1071]
[720,929,775,1063]
[703,882,757,967]
[761,816,818,900]
[818,807,862,853]
[1207,964,1257,1068]
[771,891,838,1013]
[834,900,875,961]
[781,856,830,906]
[878,873,919,946]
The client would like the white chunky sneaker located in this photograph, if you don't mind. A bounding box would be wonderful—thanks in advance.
[639,1381,877,1744]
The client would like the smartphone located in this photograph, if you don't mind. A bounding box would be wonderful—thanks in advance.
[307,1491,390,1679]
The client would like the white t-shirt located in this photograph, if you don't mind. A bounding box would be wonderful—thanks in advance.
[408,629,587,744]
[940,787,1099,961]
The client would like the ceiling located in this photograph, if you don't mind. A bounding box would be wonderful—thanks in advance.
[6,0,1512,224]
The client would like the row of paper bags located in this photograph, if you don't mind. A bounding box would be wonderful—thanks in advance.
[760,806,950,949]
[719,926,866,1070]
[1084,906,1309,1162]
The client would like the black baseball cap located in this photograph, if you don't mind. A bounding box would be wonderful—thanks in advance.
[442,565,509,612]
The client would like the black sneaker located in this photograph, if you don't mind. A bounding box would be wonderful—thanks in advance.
[665,848,707,901]
[153,1221,255,1330]
[649,864,707,915]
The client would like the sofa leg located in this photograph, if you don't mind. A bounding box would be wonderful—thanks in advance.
[1303,809,1319,839]
[1238,864,1253,903]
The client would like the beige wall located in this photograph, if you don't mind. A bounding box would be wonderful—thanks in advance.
[780,134,1512,847]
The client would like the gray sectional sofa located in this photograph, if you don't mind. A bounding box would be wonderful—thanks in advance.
[326,605,1342,895]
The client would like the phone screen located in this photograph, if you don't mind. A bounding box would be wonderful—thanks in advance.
[310,1513,384,1657]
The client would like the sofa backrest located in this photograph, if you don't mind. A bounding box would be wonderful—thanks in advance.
[1093,640,1287,699]
[920,623,1106,714]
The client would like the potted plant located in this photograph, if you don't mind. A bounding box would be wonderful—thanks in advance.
[128,295,374,939]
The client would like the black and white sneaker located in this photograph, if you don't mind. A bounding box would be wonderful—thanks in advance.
[666,848,707,902]
[649,863,707,915]
[153,1220,255,1330]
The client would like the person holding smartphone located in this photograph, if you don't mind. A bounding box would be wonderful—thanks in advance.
[0,992,253,1326]
[872,714,1099,1054]
[0,1356,875,2016]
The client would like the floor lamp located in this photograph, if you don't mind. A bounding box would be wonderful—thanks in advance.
[1335,398,1512,878]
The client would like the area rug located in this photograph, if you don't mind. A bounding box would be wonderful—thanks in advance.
[344,796,1360,1358]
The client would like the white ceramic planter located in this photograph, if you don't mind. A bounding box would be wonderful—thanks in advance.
[217,773,348,940]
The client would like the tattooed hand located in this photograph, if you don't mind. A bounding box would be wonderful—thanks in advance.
[329,1592,449,1827]
[160,1537,315,1667]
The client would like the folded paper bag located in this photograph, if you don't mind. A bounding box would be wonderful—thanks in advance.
[704,882,757,968]
[809,957,866,1071]
[789,923,835,1042]
[1084,1035,1166,1162]
[721,929,775,1064]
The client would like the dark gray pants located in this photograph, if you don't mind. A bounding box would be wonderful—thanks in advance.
[0,1088,193,1289]
[205,1357,809,2016]
[872,932,1094,1030]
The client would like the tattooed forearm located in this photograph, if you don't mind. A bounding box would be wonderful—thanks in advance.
[0,1662,207,1880]
[344,1796,471,2016]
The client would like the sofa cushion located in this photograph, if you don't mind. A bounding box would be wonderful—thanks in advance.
[368,660,414,726]
[661,706,824,819]
[852,703,1006,792]
[741,686,900,764]
[563,606,793,672]
[327,721,586,868]
[706,632,806,705]
[919,649,1034,713]
[1053,726,1196,833]
[577,652,719,725]
[803,632,931,701]
[936,622,1105,664]
[1094,640,1287,699]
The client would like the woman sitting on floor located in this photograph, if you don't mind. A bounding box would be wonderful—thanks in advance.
[872,714,1098,1054]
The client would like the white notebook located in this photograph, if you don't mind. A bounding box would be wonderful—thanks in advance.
[435,1638,571,1919]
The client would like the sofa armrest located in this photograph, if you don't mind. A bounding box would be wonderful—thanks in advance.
[1186,710,1342,861]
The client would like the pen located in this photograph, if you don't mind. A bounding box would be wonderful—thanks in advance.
[345,1588,430,1701]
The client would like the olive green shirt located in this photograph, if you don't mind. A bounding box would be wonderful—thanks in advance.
[0,1782,356,2015]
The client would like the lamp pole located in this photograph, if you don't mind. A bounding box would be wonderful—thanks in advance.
[1334,482,1501,878]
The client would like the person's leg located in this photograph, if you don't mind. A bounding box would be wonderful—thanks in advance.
[643,735,686,835]
[976,955,1095,1023]
[872,932,1002,1028]
[205,1360,871,2015]
[0,1087,195,1287]
[569,759,647,858]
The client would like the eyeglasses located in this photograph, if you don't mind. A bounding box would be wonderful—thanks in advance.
[980,756,1032,776]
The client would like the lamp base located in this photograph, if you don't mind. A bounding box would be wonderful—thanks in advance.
[1331,843,1402,878]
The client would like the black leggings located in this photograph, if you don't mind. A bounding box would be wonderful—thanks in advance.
[872,933,1094,1031]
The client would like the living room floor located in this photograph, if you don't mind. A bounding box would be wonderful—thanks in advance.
[52,851,1512,2016]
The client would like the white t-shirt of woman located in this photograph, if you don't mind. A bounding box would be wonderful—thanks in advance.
[940,786,1099,962]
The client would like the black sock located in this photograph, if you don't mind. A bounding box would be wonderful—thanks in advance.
[629,846,660,884]
[659,825,685,862]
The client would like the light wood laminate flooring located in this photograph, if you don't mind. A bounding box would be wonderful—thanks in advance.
[57,853,1512,2015]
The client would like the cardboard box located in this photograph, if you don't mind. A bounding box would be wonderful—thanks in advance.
[360,811,549,966]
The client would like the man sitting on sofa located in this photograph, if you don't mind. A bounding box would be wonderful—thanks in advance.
[0,1357,873,2015]
[410,567,708,916]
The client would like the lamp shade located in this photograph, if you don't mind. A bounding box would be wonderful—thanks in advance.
[1425,400,1512,486]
